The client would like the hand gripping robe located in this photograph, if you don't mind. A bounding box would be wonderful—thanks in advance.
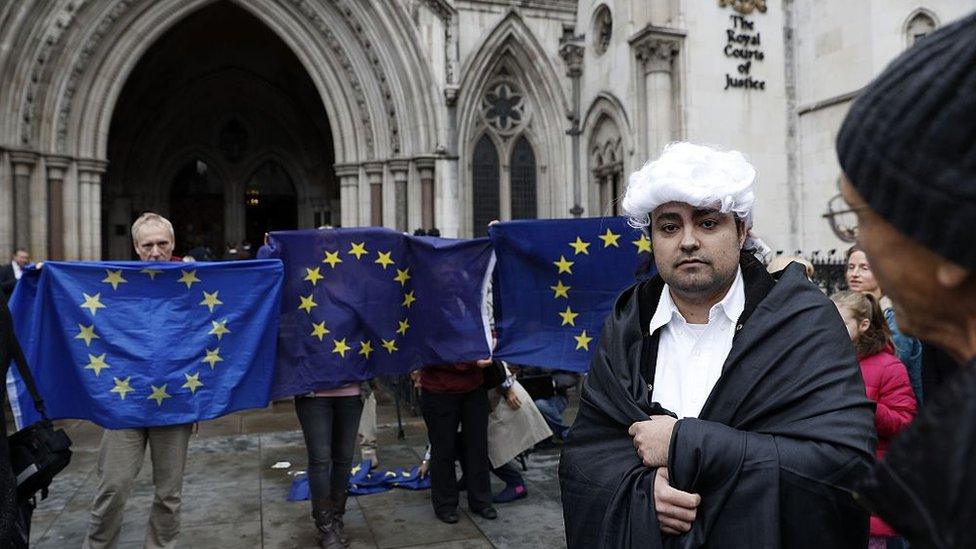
[559,255,877,548]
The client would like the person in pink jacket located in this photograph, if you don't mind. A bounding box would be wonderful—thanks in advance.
[831,291,917,549]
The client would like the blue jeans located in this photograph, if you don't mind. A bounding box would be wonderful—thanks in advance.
[295,395,364,502]
[535,395,569,439]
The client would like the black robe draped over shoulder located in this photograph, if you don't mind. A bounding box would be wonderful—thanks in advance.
[559,255,877,548]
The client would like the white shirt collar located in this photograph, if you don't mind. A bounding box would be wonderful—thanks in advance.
[649,267,745,333]
[11,261,22,279]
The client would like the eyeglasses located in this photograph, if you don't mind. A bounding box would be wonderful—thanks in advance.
[822,193,869,243]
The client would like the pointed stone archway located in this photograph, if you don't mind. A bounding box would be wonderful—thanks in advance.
[2,0,441,259]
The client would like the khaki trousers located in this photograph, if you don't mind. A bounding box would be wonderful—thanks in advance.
[83,424,193,549]
[357,392,377,462]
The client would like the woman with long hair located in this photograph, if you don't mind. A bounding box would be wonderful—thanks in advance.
[831,291,917,549]
[845,245,924,404]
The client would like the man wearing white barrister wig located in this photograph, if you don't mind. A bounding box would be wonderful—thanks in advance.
[559,143,876,549]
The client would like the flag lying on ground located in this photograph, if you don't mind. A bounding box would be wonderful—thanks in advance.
[490,217,654,372]
[6,260,283,429]
[287,460,431,501]
[260,228,493,399]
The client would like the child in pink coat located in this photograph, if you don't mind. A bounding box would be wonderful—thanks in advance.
[832,291,917,548]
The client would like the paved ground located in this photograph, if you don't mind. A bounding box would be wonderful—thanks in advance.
[27,399,571,548]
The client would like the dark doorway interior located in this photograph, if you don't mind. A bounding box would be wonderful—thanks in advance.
[245,161,297,250]
[170,159,224,258]
[105,0,335,259]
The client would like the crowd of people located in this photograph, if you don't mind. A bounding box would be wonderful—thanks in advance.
[0,9,974,549]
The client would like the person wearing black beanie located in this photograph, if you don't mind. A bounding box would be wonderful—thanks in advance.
[831,10,976,549]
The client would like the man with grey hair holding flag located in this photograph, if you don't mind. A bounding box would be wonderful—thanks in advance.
[559,142,876,548]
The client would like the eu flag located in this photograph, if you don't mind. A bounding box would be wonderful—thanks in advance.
[261,228,493,399]
[6,260,283,429]
[490,217,654,372]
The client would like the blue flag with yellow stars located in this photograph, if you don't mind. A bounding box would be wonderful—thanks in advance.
[6,260,283,429]
[489,217,654,372]
[260,228,493,399]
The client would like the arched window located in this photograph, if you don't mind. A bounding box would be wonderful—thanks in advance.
[510,135,537,219]
[589,113,624,216]
[472,134,500,235]
[906,12,937,47]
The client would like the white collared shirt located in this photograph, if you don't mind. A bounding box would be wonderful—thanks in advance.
[11,261,22,280]
[648,267,745,419]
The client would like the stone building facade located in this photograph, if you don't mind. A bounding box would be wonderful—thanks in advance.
[0,0,973,260]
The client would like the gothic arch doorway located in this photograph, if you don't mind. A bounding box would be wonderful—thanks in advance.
[104,1,335,258]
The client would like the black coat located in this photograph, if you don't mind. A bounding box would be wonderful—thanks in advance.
[857,360,976,549]
[0,295,20,544]
[0,264,16,299]
[559,256,876,548]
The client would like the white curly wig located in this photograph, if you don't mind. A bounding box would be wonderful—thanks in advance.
[621,142,757,230]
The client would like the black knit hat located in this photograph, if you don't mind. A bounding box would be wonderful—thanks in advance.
[836,11,976,269]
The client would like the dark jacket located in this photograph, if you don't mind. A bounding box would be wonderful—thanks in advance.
[559,255,876,548]
[857,359,976,549]
[0,295,21,544]
[0,264,16,299]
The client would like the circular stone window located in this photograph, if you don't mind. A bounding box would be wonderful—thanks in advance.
[593,5,612,56]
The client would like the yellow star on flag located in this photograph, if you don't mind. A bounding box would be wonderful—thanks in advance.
[402,291,416,308]
[304,267,324,286]
[574,330,593,351]
[84,353,110,376]
[182,372,203,394]
[178,270,201,289]
[598,228,621,248]
[348,242,368,259]
[553,256,574,275]
[298,294,318,314]
[568,237,591,255]
[394,268,411,286]
[559,306,579,327]
[332,338,351,357]
[310,321,330,341]
[374,251,395,270]
[75,324,99,347]
[147,384,172,406]
[80,292,106,316]
[202,347,223,369]
[102,269,128,290]
[140,268,163,280]
[351,464,362,475]
[322,250,343,268]
[397,318,410,336]
[550,280,570,299]
[110,376,134,400]
[199,290,223,313]
[209,319,231,340]
[359,340,374,359]
[632,234,652,254]
[381,339,398,353]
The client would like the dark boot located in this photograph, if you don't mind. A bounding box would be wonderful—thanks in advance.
[332,491,351,547]
[311,499,344,549]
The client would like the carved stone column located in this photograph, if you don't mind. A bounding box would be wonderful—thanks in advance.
[46,156,72,260]
[363,162,384,227]
[8,150,37,251]
[631,27,685,160]
[334,163,360,228]
[0,150,12,257]
[560,38,585,217]
[415,157,436,230]
[77,159,108,260]
[389,160,409,233]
